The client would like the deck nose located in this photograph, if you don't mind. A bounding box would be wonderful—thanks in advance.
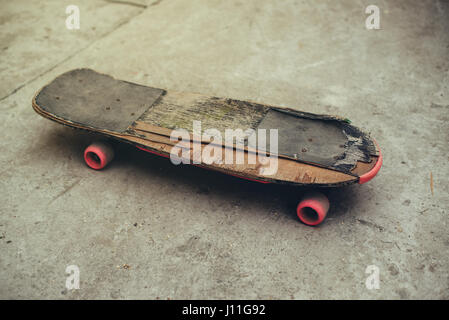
[359,140,382,184]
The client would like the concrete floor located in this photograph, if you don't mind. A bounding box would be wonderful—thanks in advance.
[0,0,448,299]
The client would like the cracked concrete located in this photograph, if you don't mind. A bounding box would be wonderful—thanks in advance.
[0,0,448,299]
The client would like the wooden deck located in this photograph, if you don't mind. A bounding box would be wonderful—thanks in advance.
[32,69,380,186]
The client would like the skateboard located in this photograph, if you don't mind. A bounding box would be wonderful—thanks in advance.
[32,69,382,226]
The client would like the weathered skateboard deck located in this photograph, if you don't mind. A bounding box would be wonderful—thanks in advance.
[32,69,382,226]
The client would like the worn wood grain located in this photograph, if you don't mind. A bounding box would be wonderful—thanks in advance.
[139,91,269,136]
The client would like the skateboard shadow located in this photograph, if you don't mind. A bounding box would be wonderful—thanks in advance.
[114,139,360,225]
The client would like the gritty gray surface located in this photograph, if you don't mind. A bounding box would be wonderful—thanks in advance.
[0,0,448,299]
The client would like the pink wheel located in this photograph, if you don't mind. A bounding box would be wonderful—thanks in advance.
[296,192,330,226]
[84,141,114,170]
